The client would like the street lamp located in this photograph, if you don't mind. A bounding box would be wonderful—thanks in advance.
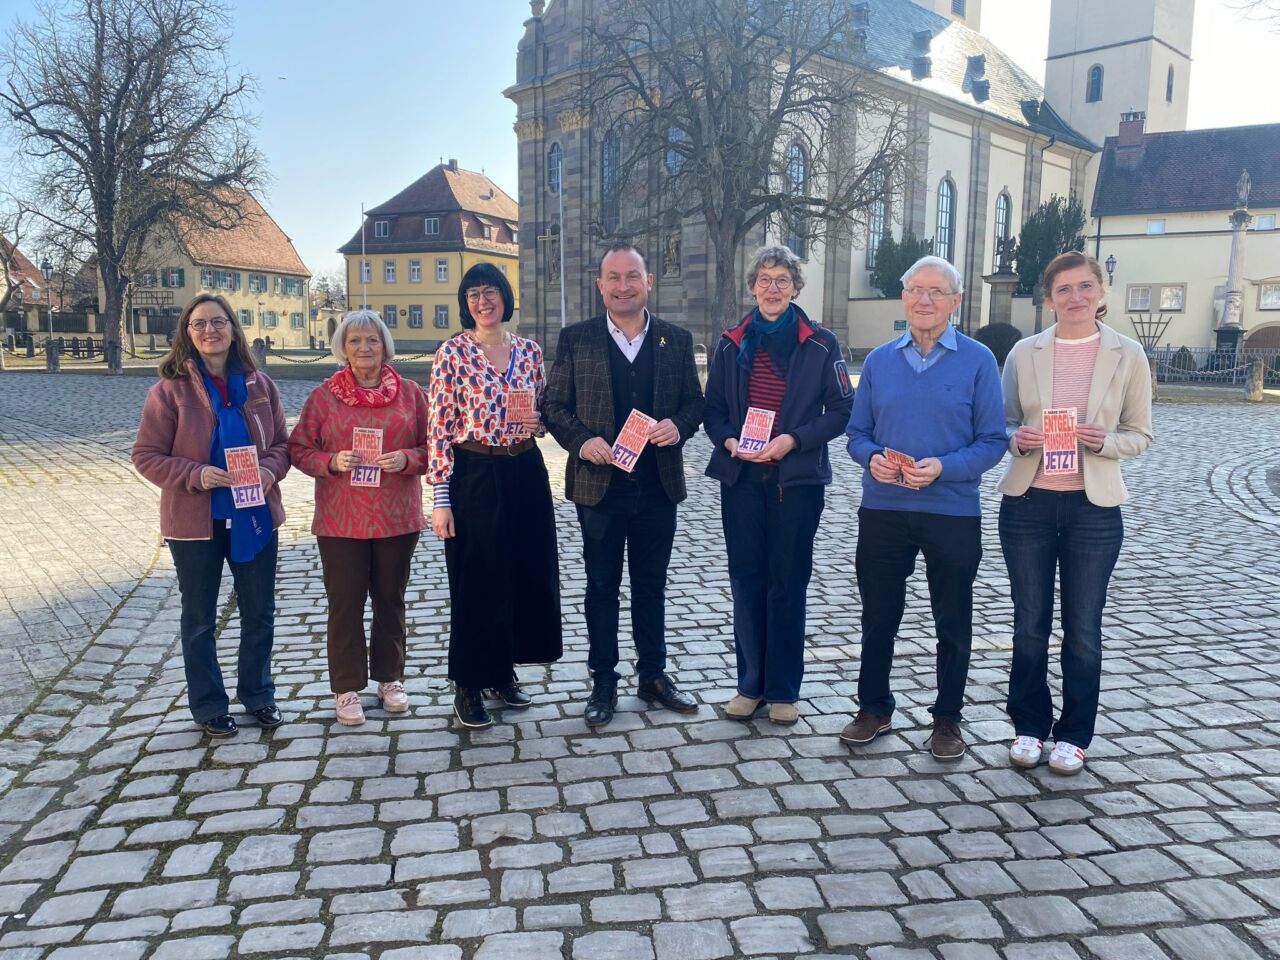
[40,259,56,371]
[1104,254,1117,287]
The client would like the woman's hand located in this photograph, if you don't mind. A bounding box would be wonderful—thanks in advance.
[200,466,233,490]
[520,412,542,432]
[1075,424,1106,452]
[755,434,796,462]
[258,468,275,492]
[377,450,409,473]
[1012,426,1044,455]
[331,449,360,473]
[431,507,455,539]
[725,438,742,458]
[868,452,900,484]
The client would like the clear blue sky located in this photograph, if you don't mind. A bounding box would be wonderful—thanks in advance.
[2,0,1275,279]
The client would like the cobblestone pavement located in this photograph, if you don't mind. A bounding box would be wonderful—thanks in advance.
[0,371,1279,959]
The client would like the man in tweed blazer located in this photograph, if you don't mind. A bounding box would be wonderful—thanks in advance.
[545,243,705,728]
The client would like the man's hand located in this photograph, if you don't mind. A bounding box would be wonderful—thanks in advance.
[901,457,942,489]
[649,419,680,447]
[1075,424,1106,452]
[1012,426,1044,455]
[579,437,613,465]
[868,452,900,484]
[755,433,796,462]
[431,507,455,539]
[725,438,742,458]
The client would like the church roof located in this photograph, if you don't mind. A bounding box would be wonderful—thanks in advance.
[1092,124,1280,217]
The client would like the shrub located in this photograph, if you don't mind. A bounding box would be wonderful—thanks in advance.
[973,323,1023,368]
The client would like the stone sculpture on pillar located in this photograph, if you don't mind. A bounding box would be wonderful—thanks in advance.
[1217,169,1252,353]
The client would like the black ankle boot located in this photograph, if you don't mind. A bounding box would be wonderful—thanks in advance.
[454,687,493,729]
[584,674,618,729]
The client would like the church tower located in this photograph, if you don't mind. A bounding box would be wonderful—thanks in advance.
[1044,0,1194,147]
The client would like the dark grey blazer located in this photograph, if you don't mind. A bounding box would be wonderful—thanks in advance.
[544,315,704,506]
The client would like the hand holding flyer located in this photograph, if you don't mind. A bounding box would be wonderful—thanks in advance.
[611,409,657,472]
[738,407,776,455]
[504,388,535,439]
[351,427,384,488]
[882,448,917,488]
[225,445,265,508]
[1042,407,1079,476]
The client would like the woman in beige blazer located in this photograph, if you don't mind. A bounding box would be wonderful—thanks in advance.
[997,252,1153,776]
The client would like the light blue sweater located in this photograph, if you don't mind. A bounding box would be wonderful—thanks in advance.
[845,331,1007,516]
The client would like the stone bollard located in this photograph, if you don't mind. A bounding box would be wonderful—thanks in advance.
[1245,356,1265,402]
[45,337,61,372]
[87,337,96,359]
[1148,354,1158,403]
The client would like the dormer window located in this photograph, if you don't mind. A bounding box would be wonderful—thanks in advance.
[424,217,440,236]
[374,220,389,238]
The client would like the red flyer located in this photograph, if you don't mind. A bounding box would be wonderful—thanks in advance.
[351,427,384,488]
[1042,407,1079,475]
[738,407,776,455]
[611,409,656,472]
[883,447,917,488]
[225,445,265,508]
[504,387,535,439]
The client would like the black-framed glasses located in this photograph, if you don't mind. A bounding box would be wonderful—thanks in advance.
[465,287,501,304]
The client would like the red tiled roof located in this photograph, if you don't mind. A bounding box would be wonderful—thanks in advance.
[367,163,517,219]
[173,190,311,276]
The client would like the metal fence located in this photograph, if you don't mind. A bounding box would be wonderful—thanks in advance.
[1151,347,1280,386]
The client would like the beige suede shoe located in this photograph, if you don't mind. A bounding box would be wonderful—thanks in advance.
[768,702,800,725]
[724,694,762,721]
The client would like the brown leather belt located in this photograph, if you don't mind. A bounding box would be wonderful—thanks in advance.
[456,439,535,457]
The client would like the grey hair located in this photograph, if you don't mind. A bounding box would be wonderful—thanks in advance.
[745,244,806,294]
[331,309,397,363]
[900,256,964,294]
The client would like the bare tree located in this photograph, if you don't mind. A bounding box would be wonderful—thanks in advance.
[1230,0,1280,28]
[0,0,264,371]
[578,0,911,334]
[311,267,348,310]
[0,194,36,319]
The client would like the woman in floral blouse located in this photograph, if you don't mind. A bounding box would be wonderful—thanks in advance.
[428,262,563,728]
[289,310,430,726]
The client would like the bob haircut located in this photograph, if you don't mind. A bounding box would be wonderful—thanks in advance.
[900,256,964,295]
[745,244,806,294]
[331,309,397,363]
[457,261,515,328]
[158,293,256,379]
[1041,251,1108,321]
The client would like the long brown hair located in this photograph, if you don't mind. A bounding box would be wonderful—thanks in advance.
[158,293,258,379]
[1041,252,1108,321]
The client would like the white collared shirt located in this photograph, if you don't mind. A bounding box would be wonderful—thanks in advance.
[607,310,650,363]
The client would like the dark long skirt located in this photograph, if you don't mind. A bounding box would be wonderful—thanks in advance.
[445,445,563,688]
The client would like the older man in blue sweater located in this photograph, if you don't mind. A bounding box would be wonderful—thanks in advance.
[843,256,1006,760]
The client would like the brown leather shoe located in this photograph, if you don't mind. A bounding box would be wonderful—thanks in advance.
[839,710,892,745]
[928,716,966,760]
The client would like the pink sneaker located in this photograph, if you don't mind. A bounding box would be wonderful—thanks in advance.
[335,692,365,726]
[378,680,409,712]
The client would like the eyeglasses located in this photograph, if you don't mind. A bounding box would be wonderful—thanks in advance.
[465,287,501,304]
[904,286,955,300]
[189,318,230,331]
[754,276,794,291]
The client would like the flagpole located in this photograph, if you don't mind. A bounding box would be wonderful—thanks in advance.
[360,202,367,309]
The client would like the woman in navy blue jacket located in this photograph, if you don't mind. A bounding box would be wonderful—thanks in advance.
[704,245,854,725]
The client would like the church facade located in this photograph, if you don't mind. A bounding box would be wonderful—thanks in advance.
[505,0,1197,353]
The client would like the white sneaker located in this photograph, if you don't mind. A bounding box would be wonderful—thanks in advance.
[378,680,409,713]
[1009,735,1044,769]
[335,692,365,726]
[1049,740,1085,775]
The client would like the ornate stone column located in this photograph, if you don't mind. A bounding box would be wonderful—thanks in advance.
[1217,169,1252,354]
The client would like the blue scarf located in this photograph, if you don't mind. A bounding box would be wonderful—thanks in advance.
[737,304,799,370]
[197,356,274,563]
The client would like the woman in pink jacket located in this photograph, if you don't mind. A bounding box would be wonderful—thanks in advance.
[132,293,290,739]
[289,310,430,726]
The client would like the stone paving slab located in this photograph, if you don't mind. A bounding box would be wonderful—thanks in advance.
[0,372,1278,958]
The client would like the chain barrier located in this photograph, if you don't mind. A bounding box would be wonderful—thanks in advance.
[270,352,333,364]
[1156,360,1254,380]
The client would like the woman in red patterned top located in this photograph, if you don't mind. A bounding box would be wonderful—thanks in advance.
[428,262,562,729]
[289,310,430,726]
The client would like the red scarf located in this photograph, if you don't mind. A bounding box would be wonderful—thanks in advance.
[327,364,401,408]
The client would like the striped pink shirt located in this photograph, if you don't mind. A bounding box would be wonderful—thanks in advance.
[1031,332,1100,492]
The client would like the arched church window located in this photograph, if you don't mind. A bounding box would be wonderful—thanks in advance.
[936,177,956,264]
[1086,65,1103,104]
[601,132,620,234]
[1166,65,1175,104]
[547,142,562,194]
[994,191,1012,270]
[784,141,808,259]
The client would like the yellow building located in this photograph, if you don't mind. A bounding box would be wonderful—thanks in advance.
[112,190,314,349]
[339,160,519,350]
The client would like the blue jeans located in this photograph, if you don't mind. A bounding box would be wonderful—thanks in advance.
[999,489,1123,748]
[721,466,824,703]
[168,521,278,722]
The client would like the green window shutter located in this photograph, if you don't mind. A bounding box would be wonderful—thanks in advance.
[177,268,185,288]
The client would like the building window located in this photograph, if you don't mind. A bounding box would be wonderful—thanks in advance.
[482,223,493,240]
[248,273,266,293]
[1126,283,1185,313]
[547,142,562,194]
[436,258,448,283]
[993,191,1012,270]
[383,260,396,283]
[262,310,278,328]
[1259,283,1280,310]
[138,271,157,288]
[952,0,965,13]
[665,126,688,175]
[238,308,253,327]
[434,304,449,328]
[383,304,398,328]
[409,305,423,328]
[865,170,888,269]
[1086,65,1103,104]
[359,260,371,283]
[1255,214,1276,231]
[1127,285,1151,312]
[374,220,390,238]
[409,259,422,282]
[1146,219,1166,235]
[1158,284,1186,311]
[936,177,956,263]
[290,312,304,329]
[1166,65,1175,104]
[166,269,184,288]
[784,141,808,259]
[424,217,440,236]
[511,229,519,243]
[200,268,214,288]
[601,130,621,234]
